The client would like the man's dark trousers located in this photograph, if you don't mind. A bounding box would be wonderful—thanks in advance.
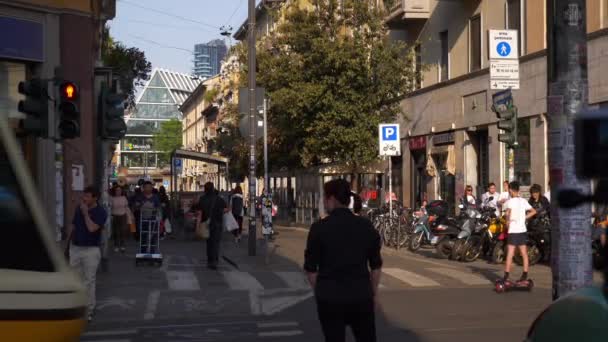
[206,224,222,266]
[316,298,376,342]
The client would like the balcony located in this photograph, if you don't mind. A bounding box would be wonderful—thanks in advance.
[385,0,430,26]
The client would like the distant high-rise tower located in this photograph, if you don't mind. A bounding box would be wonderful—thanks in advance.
[193,39,227,79]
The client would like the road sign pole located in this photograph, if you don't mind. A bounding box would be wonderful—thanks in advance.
[247,0,257,256]
[388,156,392,218]
[547,0,592,300]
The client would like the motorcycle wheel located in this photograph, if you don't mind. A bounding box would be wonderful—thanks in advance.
[435,238,452,259]
[462,235,483,263]
[451,239,465,261]
[491,241,505,264]
[514,245,541,266]
[397,226,410,248]
[409,231,424,252]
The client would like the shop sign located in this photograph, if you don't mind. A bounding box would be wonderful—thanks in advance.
[409,136,426,151]
[432,132,455,145]
[0,16,44,62]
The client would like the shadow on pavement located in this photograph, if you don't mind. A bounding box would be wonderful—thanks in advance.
[467,265,502,283]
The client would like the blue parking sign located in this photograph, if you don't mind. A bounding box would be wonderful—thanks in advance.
[379,124,401,156]
[174,158,182,168]
[382,125,398,141]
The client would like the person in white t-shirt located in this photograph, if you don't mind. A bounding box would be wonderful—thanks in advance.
[498,180,511,215]
[503,181,537,282]
[481,182,500,217]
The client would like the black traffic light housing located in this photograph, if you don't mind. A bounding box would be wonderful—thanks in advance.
[57,81,80,139]
[99,84,127,140]
[17,78,50,138]
[491,90,519,148]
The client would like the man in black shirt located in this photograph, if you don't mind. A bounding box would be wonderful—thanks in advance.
[304,179,383,342]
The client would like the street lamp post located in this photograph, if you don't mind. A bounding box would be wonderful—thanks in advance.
[247,0,257,256]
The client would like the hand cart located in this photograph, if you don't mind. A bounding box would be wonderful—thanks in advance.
[135,208,163,266]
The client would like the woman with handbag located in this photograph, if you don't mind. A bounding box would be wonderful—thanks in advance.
[196,182,227,270]
[229,186,245,243]
[110,185,129,253]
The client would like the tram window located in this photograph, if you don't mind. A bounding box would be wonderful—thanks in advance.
[0,142,54,272]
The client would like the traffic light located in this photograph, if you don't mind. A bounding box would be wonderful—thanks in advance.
[57,81,80,139]
[99,85,127,140]
[493,102,519,148]
[17,78,49,137]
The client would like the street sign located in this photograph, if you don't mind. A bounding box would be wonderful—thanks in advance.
[491,79,520,90]
[490,60,520,80]
[238,87,265,115]
[239,115,264,139]
[379,124,401,156]
[173,158,182,173]
[489,30,519,59]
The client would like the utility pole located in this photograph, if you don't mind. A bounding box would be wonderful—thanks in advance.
[547,0,592,299]
[247,0,257,256]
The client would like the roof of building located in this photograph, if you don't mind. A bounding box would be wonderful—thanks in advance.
[136,68,202,105]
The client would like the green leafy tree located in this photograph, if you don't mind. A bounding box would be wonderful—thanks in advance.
[102,26,152,109]
[240,0,416,174]
[152,119,182,168]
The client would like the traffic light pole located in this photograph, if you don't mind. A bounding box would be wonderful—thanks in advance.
[247,0,257,256]
[547,0,592,299]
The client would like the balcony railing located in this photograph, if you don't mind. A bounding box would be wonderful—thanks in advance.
[386,0,430,23]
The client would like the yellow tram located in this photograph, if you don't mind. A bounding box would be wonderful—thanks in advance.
[0,118,87,341]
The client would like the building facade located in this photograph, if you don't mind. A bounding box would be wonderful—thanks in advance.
[193,39,227,79]
[0,0,115,239]
[120,68,200,186]
[389,0,608,211]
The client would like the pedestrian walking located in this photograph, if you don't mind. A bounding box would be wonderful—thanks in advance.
[229,185,244,243]
[130,181,160,243]
[110,185,129,253]
[503,181,537,282]
[197,182,227,270]
[68,185,108,322]
[304,179,382,342]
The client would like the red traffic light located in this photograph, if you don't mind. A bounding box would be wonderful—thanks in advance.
[60,82,78,100]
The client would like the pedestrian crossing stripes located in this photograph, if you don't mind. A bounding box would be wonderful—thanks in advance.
[427,267,490,285]
[383,268,441,287]
[161,268,529,291]
[220,270,265,291]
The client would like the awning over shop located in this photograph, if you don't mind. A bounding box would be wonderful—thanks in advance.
[171,149,228,164]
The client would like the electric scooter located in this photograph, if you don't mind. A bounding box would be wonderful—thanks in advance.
[495,278,534,293]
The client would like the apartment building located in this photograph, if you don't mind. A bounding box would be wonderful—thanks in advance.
[390,0,608,211]
[0,0,115,238]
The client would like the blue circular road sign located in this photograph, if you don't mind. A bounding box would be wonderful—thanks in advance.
[497,42,511,57]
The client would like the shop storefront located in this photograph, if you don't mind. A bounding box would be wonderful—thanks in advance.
[409,136,427,209]
[429,131,456,213]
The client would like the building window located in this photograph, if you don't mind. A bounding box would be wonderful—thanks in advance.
[470,15,482,72]
[439,31,449,82]
[415,44,422,89]
[507,0,522,56]
[0,61,26,119]
[605,0,608,28]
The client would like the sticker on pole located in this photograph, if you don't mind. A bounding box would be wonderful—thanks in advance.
[379,124,401,156]
[489,30,518,59]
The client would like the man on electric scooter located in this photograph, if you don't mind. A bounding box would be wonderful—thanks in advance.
[502,181,537,284]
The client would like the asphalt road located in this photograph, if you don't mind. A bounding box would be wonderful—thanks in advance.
[80,225,586,342]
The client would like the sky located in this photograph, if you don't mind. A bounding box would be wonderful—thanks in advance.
[109,0,253,74]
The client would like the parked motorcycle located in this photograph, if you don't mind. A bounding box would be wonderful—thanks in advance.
[451,200,482,260]
[409,201,460,254]
[460,206,499,262]
[514,210,551,266]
